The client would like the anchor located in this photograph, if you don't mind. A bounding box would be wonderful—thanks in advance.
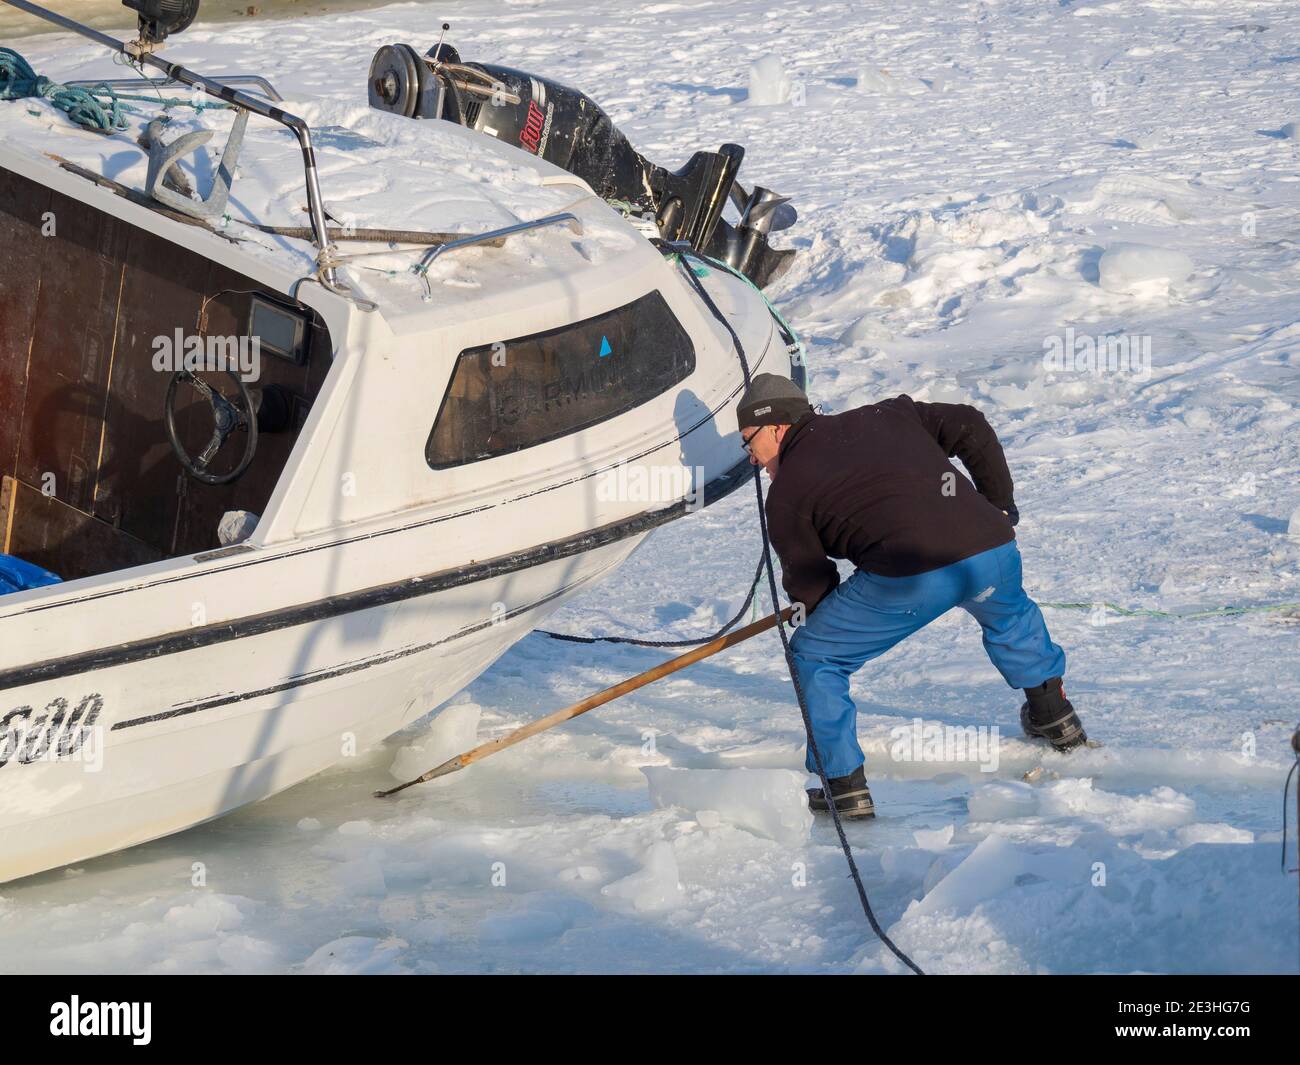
[144,108,248,220]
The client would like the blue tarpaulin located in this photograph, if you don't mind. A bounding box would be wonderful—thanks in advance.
[0,553,60,595]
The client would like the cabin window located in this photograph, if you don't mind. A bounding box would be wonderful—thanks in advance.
[425,290,696,468]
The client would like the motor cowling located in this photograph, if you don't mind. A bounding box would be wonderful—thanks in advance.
[367,39,795,287]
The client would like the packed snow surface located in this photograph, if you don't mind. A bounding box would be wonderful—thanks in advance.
[1,0,1298,974]
[1097,243,1194,294]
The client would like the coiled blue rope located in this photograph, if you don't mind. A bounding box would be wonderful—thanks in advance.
[0,47,125,133]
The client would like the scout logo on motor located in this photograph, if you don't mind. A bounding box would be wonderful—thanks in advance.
[0,693,102,769]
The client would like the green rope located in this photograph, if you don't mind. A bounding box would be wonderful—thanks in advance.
[684,249,808,368]
[111,91,230,111]
[0,47,125,132]
[665,251,708,277]
[0,48,231,134]
[653,245,809,365]
[606,199,809,367]
[1041,600,1300,621]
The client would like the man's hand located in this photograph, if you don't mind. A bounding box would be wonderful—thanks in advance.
[1004,502,1020,527]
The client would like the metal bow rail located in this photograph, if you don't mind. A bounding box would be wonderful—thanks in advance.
[65,73,284,102]
[412,212,583,299]
[0,0,344,294]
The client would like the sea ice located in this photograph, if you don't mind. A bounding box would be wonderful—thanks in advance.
[479,909,570,944]
[600,841,683,912]
[909,834,1027,917]
[388,701,482,784]
[642,766,813,844]
[301,936,409,974]
[968,781,1039,821]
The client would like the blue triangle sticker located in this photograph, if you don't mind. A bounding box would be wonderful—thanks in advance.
[598,335,612,358]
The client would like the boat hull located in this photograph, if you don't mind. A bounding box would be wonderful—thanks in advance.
[0,132,793,884]
[0,533,641,884]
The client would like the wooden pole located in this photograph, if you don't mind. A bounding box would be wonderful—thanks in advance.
[375,606,793,798]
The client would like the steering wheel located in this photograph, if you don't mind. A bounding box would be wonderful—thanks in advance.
[164,369,258,485]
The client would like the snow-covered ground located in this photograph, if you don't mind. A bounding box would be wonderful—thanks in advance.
[2,0,1299,974]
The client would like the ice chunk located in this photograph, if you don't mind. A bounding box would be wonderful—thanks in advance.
[389,701,482,784]
[1288,505,1300,541]
[1175,823,1254,846]
[161,894,246,936]
[747,54,792,105]
[1098,242,1193,293]
[914,824,956,851]
[1281,121,1298,140]
[695,809,723,830]
[601,841,682,912]
[881,846,939,880]
[911,834,1026,916]
[1038,779,1196,835]
[968,781,1039,821]
[642,766,813,844]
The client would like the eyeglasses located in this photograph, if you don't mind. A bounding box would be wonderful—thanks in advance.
[740,426,769,455]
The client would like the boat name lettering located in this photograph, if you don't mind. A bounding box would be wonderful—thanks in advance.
[0,693,103,769]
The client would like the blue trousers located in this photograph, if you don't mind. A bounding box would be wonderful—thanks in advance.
[788,540,1065,778]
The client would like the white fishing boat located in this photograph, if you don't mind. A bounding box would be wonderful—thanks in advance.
[0,1,803,882]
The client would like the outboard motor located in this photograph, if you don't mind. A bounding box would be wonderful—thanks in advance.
[368,34,795,288]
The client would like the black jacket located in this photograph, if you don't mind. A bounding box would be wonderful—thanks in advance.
[765,395,1016,613]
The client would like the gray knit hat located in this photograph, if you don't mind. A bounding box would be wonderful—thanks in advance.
[736,373,813,430]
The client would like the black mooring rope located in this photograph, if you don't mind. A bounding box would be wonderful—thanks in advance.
[675,252,924,975]
[1283,745,1298,875]
[538,552,766,648]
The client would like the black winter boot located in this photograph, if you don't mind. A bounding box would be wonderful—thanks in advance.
[1020,676,1087,752]
[806,764,876,819]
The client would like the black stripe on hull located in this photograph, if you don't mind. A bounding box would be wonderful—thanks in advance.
[111,560,610,731]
